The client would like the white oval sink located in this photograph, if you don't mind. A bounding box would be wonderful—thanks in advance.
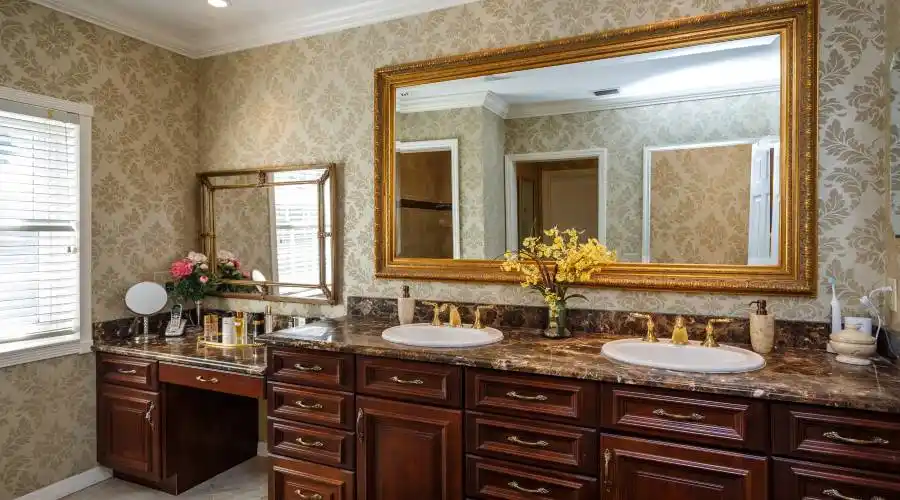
[382,323,503,348]
[602,338,765,373]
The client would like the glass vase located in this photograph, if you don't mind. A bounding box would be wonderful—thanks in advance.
[544,299,571,339]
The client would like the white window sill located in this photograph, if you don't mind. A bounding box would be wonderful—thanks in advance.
[0,334,93,369]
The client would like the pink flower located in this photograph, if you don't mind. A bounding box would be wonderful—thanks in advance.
[199,275,209,284]
[170,259,193,279]
[233,259,241,269]
[242,271,250,279]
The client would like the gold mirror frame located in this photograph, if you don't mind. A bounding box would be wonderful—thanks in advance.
[199,164,340,305]
[374,0,817,295]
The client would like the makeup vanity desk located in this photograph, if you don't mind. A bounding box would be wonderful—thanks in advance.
[93,334,266,494]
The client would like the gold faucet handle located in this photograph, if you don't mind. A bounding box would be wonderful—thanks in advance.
[702,318,732,348]
[629,313,658,343]
[422,301,447,326]
[474,305,496,329]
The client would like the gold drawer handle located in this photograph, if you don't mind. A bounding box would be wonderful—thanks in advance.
[653,408,705,422]
[295,400,323,410]
[295,437,325,448]
[195,375,219,384]
[823,431,890,446]
[507,435,549,448]
[294,363,323,372]
[823,488,885,500]
[508,481,550,495]
[506,390,548,401]
[294,491,322,500]
[116,368,137,375]
[389,375,424,385]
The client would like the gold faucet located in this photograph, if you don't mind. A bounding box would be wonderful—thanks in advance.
[702,318,732,348]
[473,305,495,329]
[443,303,464,327]
[630,313,658,343]
[671,316,689,345]
[422,301,447,326]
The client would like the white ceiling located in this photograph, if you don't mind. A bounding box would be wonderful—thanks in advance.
[29,0,480,58]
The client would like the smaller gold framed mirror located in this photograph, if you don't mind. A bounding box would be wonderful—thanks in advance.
[198,164,339,304]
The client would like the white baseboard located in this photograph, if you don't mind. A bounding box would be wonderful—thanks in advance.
[257,441,268,457]
[16,466,112,500]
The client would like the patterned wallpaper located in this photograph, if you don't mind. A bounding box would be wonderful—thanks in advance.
[0,0,198,497]
[650,145,753,264]
[213,177,274,278]
[198,0,892,323]
[505,92,780,261]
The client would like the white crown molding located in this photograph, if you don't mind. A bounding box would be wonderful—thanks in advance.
[28,0,479,59]
[397,91,509,117]
[505,83,781,119]
[15,466,111,500]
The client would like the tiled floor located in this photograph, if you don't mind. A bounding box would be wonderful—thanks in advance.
[63,457,267,499]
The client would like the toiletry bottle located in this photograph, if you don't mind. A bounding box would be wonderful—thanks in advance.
[829,277,842,334]
[234,312,244,344]
[749,300,775,354]
[398,285,415,325]
[264,305,274,334]
[221,312,236,345]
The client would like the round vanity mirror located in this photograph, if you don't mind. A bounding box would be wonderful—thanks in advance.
[251,269,267,293]
[125,281,168,315]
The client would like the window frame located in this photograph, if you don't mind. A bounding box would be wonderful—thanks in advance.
[0,85,93,369]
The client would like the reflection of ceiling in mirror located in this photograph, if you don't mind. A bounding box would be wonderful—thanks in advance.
[396,35,780,118]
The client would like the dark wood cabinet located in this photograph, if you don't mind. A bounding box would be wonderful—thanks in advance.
[271,456,355,500]
[600,434,768,500]
[773,458,900,500]
[97,383,161,482]
[356,395,462,500]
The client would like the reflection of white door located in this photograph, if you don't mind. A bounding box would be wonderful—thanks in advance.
[747,136,780,265]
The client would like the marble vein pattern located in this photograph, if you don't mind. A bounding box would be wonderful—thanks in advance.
[258,317,900,414]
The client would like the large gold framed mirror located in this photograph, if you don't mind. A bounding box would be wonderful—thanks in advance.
[199,164,339,304]
[375,0,817,295]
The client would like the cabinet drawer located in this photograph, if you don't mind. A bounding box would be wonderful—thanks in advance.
[466,412,597,474]
[270,348,354,391]
[159,363,264,398]
[269,382,355,430]
[466,455,597,500]
[602,384,768,452]
[269,418,354,469]
[270,456,355,500]
[98,354,158,391]
[466,369,599,426]
[356,356,461,407]
[772,403,900,472]
[773,458,900,500]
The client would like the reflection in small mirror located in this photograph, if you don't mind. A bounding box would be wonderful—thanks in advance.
[394,34,783,266]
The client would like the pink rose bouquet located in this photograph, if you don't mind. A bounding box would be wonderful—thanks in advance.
[216,250,258,294]
[167,251,216,302]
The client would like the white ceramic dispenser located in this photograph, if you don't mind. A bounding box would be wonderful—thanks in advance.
[398,285,415,325]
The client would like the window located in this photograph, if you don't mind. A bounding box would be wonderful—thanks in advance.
[0,87,92,367]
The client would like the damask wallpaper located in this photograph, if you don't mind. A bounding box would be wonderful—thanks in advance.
[504,92,779,260]
[0,0,198,497]
[213,177,274,279]
[199,0,892,324]
[650,145,753,264]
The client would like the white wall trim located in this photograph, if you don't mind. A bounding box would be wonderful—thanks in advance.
[397,91,509,118]
[257,441,268,457]
[15,466,111,500]
[395,139,461,258]
[504,149,609,251]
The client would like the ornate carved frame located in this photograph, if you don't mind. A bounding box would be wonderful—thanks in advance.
[374,0,817,295]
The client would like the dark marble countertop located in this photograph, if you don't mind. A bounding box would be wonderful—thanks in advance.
[94,333,267,376]
[257,317,900,413]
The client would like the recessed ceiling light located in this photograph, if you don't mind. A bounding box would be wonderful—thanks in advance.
[208,0,230,7]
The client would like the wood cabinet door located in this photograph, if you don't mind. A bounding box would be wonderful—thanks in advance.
[601,434,767,500]
[97,383,161,481]
[356,396,461,500]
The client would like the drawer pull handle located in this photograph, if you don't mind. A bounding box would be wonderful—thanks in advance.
[295,437,325,448]
[389,375,424,385]
[508,481,550,494]
[653,408,705,422]
[506,390,548,401]
[294,491,323,500]
[295,400,323,410]
[294,363,323,372]
[116,368,137,375]
[507,435,549,448]
[357,408,365,441]
[823,489,885,500]
[195,375,219,384]
[823,431,890,446]
[145,401,155,429]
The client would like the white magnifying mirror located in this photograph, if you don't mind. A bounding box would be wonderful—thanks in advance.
[125,282,168,339]
[251,269,267,294]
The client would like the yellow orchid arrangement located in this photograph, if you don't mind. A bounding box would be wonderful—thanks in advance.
[502,228,616,337]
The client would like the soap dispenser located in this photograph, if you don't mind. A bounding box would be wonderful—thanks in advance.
[398,285,415,325]
[749,300,775,354]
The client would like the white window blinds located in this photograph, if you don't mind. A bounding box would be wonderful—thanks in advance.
[271,170,323,288]
[0,98,80,344]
